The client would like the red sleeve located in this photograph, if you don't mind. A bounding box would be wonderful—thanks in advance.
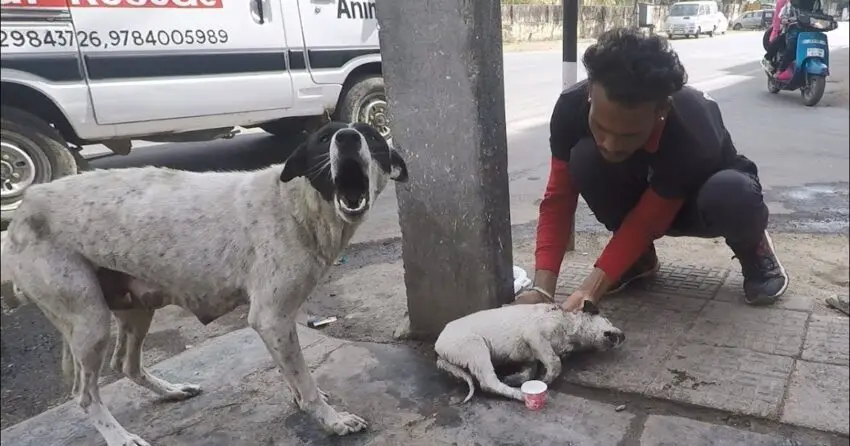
[594,188,683,282]
[534,157,579,274]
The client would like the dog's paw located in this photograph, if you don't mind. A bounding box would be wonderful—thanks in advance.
[325,412,368,436]
[162,383,202,401]
[116,433,150,446]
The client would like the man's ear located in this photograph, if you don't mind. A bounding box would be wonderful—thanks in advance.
[581,300,600,315]
[280,143,307,183]
[389,150,409,183]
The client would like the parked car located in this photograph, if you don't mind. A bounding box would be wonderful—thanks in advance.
[663,0,724,38]
[731,9,775,30]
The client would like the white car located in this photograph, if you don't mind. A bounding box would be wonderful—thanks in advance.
[664,1,726,38]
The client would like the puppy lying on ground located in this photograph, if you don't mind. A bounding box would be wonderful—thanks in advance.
[435,301,625,403]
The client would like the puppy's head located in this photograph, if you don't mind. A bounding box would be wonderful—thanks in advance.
[280,121,408,223]
[573,300,625,351]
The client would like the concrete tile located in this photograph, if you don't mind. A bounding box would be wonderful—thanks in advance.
[714,271,814,312]
[635,264,728,300]
[557,262,595,294]
[562,294,705,393]
[647,344,794,418]
[685,301,808,357]
[781,360,850,435]
[802,314,850,366]
[640,415,800,446]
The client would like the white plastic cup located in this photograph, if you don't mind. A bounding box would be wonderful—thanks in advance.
[520,380,548,410]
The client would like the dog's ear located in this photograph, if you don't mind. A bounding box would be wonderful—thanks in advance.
[581,300,600,315]
[280,143,307,183]
[389,150,408,183]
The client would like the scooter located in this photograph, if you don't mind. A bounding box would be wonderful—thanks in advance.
[761,12,838,106]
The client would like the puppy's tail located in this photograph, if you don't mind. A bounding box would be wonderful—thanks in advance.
[436,357,476,404]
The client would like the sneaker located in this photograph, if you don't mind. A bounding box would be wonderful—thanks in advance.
[728,231,789,306]
[606,244,660,295]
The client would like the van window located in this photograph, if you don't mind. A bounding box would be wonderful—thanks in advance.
[698,5,709,14]
[670,3,700,16]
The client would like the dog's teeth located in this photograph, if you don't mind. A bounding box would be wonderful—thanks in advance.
[357,197,367,209]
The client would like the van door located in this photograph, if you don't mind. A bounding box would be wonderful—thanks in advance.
[69,0,294,125]
[294,0,380,84]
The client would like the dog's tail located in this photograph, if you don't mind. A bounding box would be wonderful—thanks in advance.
[436,357,476,404]
[0,237,29,311]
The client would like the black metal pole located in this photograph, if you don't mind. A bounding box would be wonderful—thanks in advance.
[562,0,578,251]
[562,0,578,89]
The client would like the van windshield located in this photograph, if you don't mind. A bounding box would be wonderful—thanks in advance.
[669,4,700,16]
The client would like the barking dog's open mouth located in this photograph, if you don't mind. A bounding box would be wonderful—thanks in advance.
[334,158,370,217]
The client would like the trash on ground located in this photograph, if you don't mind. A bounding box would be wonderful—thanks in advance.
[307,316,338,329]
[615,404,627,412]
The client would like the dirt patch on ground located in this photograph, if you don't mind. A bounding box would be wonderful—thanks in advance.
[822,48,850,109]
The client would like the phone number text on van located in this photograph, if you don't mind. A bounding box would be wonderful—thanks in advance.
[0,28,229,49]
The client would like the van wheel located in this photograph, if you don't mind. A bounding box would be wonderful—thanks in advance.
[335,75,390,140]
[1,106,77,228]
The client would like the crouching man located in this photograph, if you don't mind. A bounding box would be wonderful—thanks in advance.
[515,28,789,310]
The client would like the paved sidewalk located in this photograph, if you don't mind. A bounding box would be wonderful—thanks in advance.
[2,259,848,445]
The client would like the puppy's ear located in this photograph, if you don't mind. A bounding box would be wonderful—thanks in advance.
[581,300,600,315]
[389,150,409,183]
[280,143,307,183]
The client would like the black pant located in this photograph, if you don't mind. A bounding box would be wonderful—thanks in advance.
[779,30,799,71]
[765,33,785,64]
[569,138,768,248]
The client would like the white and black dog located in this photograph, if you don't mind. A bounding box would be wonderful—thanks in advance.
[0,122,407,445]
[434,301,625,403]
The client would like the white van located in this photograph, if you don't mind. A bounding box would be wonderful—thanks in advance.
[663,1,725,38]
[0,0,386,225]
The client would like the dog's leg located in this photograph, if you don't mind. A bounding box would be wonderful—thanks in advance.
[111,308,201,400]
[248,305,367,436]
[502,362,539,387]
[16,248,149,446]
[526,334,563,384]
[457,339,524,402]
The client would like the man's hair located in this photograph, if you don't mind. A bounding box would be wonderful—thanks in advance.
[583,28,687,106]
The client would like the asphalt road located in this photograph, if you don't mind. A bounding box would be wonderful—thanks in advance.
[81,27,850,243]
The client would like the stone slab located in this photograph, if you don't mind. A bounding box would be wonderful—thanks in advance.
[802,314,850,366]
[781,360,850,435]
[637,263,728,299]
[640,415,802,446]
[558,262,726,300]
[562,294,705,393]
[0,326,634,446]
[714,271,814,312]
[684,301,808,357]
[647,344,794,418]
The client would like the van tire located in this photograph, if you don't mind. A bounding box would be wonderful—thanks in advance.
[335,75,390,140]
[1,106,77,228]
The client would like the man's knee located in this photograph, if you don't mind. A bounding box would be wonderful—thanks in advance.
[697,169,767,234]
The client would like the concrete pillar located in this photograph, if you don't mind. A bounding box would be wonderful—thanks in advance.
[375,0,514,340]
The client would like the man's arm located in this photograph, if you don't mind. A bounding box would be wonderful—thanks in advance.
[576,188,684,300]
[533,156,580,296]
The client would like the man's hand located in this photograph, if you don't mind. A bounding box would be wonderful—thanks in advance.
[560,289,596,312]
[513,288,554,305]
[560,267,612,312]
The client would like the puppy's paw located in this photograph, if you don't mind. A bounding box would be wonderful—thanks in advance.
[325,411,368,436]
[115,433,150,446]
[161,383,202,401]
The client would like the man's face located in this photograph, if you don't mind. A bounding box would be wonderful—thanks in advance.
[587,83,666,163]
